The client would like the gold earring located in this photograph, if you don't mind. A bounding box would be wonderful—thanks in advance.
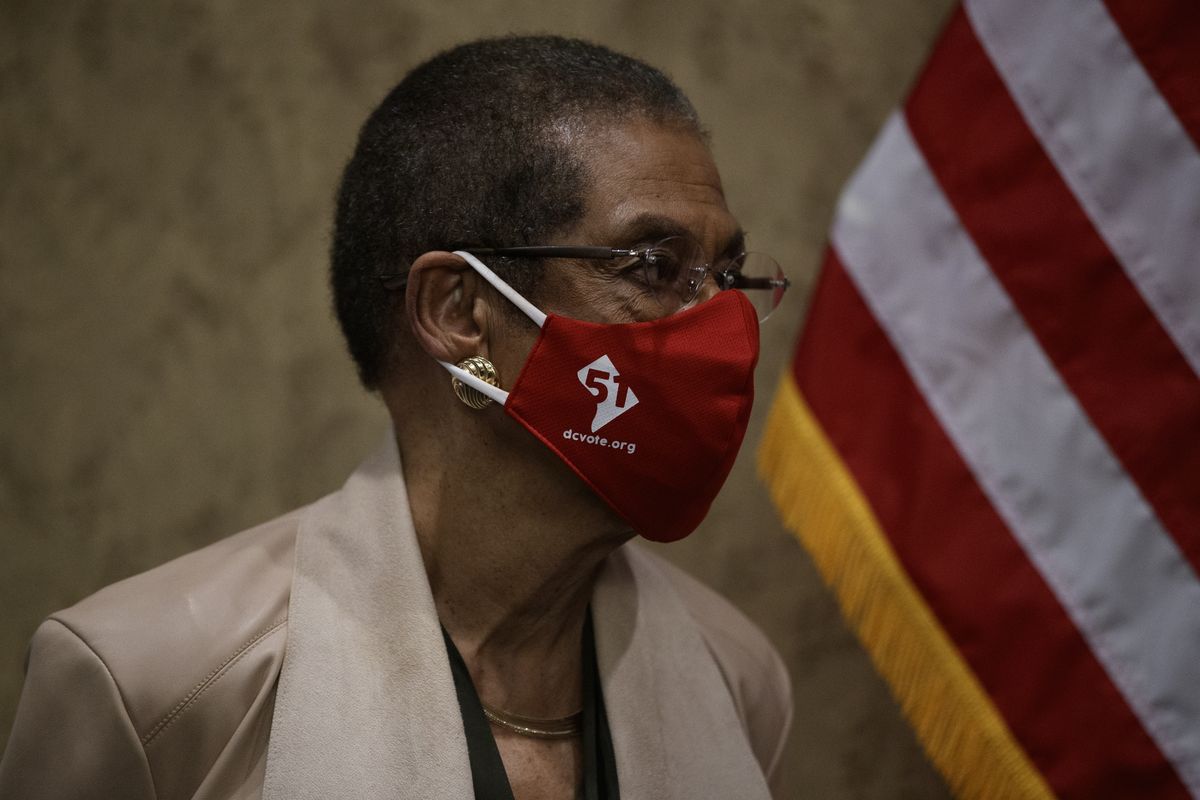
[452,356,499,409]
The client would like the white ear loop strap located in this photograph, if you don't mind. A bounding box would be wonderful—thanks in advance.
[435,251,548,407]
[454,251,547,328]
[437,359,510,405]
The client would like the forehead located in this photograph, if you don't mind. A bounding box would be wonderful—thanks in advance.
[574,119,740,254]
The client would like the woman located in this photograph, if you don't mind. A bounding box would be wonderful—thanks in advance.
[0,35,792,800]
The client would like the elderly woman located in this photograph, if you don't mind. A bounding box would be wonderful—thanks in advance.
[0,36,792,800]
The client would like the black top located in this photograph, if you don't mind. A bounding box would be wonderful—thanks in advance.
[442,610,620,800]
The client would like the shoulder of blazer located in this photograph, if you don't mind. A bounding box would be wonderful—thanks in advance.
[47,505,304,796]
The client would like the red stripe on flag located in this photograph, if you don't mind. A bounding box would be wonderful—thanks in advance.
[905,7,1200,579]
[1103,0,1200,149]
[794,252,1190,799]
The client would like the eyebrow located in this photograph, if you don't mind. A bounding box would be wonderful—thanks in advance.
[615,212,746,258]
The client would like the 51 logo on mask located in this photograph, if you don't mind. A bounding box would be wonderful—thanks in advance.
[577,355,640,433]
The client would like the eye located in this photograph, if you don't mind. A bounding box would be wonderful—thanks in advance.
[640,247,683,284]
[613,252,655,289]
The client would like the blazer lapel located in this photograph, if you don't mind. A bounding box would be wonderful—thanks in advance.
[262,433,473,799]
[592,546,772,800]
[262,430,769,799]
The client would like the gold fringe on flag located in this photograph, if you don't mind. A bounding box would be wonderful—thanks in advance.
[758,376,1053,800]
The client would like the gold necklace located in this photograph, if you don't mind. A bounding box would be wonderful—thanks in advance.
[480,702,583,739]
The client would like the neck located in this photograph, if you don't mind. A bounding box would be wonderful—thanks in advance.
[394,412,631,717]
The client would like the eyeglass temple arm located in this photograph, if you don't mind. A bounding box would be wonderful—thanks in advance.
[727,275,791,290]
[466,246,636,259]
[376,246,639,290]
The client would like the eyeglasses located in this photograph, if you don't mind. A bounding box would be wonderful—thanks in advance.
[381,234,791,322]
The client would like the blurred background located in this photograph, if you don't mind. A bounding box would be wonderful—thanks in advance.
[0,1,956,796]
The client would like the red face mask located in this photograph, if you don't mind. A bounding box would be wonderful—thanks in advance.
[441,251,760,542]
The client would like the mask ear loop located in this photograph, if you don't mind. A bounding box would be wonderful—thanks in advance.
[436,251,548,407]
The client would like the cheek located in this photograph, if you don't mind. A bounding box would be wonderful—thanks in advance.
[489,308,543,387]
[547,272,663,324]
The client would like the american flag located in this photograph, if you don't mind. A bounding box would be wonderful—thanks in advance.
[759,2,1200,797]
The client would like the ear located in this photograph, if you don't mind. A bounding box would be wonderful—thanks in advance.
[405,251,493,364]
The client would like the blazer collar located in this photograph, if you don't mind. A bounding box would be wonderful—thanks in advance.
[263,432,769,800]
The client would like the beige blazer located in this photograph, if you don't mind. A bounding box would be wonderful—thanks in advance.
[0,434,792,799]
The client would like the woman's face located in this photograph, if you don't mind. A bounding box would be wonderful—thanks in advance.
[531,119,745,326]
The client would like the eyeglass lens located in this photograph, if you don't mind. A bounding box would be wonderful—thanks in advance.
[634,236,788,322]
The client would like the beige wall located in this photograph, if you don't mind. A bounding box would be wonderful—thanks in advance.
[0,1,955,796]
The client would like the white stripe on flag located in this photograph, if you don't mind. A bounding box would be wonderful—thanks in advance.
[964,0,1200,380]
[831,112,1200,795]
